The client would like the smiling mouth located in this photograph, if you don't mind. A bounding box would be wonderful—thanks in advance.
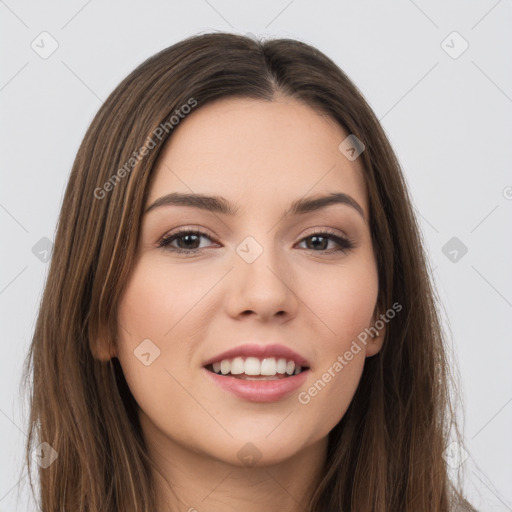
[205,356,309,380]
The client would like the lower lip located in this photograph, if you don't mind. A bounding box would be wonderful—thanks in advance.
[202,368,309,403]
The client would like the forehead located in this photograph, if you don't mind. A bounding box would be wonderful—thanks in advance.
[147,96,368,218]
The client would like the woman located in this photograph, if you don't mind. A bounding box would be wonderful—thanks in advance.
[21,32,476,511]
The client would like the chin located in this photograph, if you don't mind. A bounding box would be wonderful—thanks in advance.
[200,424,324,468]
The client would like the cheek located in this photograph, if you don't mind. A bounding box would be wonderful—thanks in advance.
[305,257,379,353]
[117,259,211,340]
[114,261,188,392]
[114,257,224,396]
[297,257,378,427]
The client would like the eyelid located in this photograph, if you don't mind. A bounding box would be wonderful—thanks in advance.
[300,226,349,239]
[157,226,219,248]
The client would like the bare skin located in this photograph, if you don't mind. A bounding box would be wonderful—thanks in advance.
[110,96,385,511]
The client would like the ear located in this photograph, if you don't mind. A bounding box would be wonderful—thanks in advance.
[90,326,117,362]
[365,308,386,358]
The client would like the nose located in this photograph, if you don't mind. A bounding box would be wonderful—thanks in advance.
[224,239,299,322]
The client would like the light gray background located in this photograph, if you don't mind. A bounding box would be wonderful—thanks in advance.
[1,1,511,510]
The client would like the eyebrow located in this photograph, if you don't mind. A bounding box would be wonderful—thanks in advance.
[145,191,365,219]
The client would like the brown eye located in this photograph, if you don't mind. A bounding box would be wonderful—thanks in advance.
[158,230,215,254]
[298,231,355,254]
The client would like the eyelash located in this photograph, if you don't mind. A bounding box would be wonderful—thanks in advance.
[157,228,355,255]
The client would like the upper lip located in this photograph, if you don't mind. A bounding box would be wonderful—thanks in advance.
[203,343,311,368]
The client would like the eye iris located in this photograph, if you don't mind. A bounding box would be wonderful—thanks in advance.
[307,235,328,251]
[177,234,200,249]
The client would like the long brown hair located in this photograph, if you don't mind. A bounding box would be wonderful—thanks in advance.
[20,32,476,511]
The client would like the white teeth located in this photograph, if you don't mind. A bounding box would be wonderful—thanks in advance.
[244,357,261,375]
[260,357,277,376]
[220,360,231,375]
[230,357,244,375]
[276,358,287,374]
[209,356,305,376]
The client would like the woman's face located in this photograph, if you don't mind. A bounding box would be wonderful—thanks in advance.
[114,96,383,466]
